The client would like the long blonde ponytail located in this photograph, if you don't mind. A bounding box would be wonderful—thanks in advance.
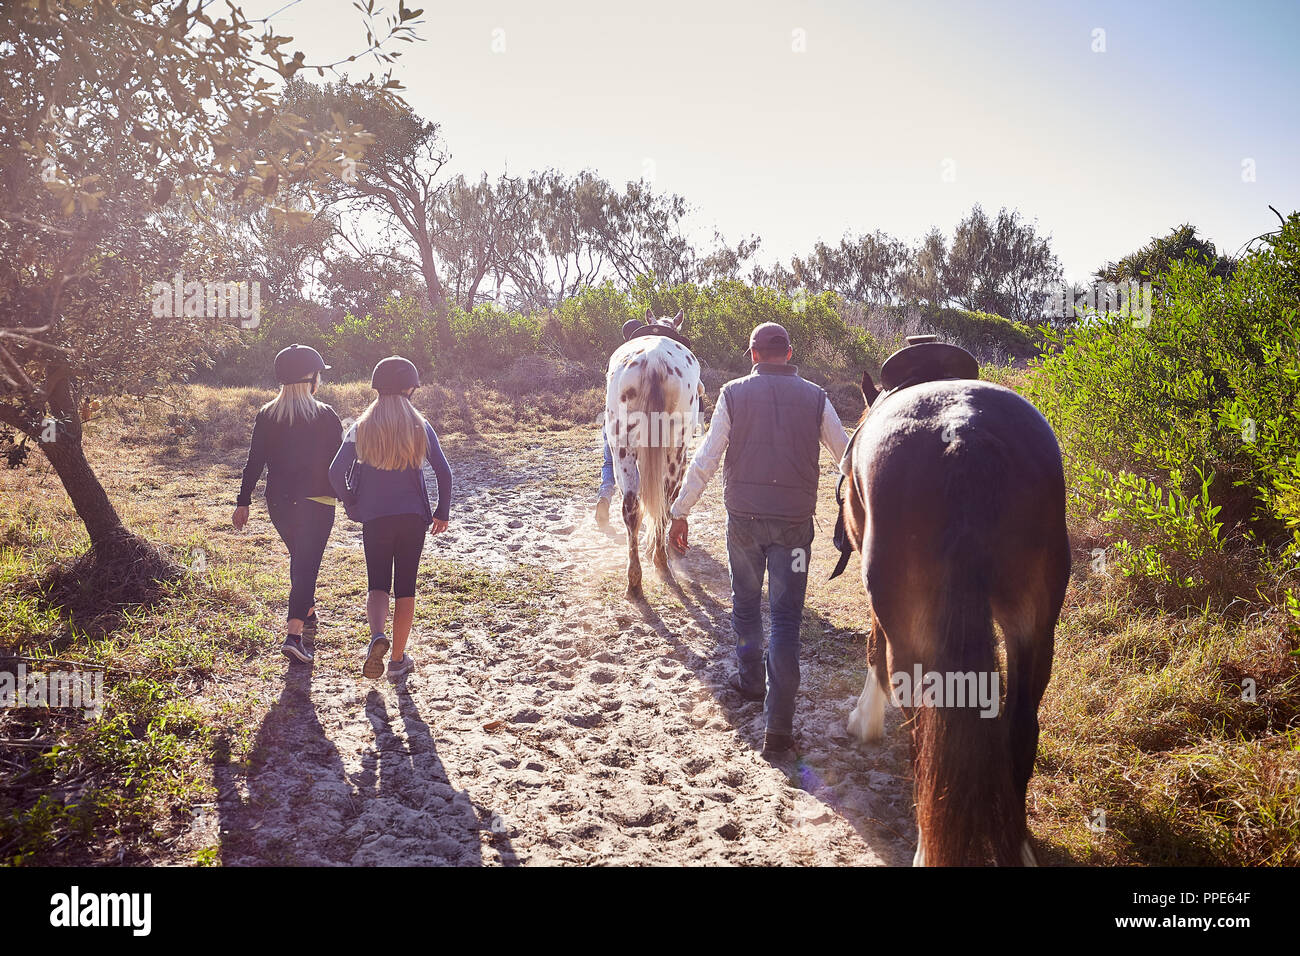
[355,393,426,471]
[262,377,323,425]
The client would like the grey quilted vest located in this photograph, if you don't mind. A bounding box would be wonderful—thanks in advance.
[722,363,827,520]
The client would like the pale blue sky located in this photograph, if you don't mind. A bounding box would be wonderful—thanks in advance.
[249,0,1300,281]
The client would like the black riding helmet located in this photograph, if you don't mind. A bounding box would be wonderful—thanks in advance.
[274,344,331,384]
[371,355,420,395]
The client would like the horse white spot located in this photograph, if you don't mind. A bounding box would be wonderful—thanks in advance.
[847,667,886,743]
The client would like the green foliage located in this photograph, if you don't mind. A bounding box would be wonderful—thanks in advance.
[329,294,435,374]
[544,277,882,376]
[447,305,542,371]
[212,277,891,386]
[1027,212,1300,597]
[1096,223,1236,286]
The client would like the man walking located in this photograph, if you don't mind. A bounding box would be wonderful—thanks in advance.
[668,323,849,759]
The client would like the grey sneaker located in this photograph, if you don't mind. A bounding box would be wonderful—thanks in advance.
[595,496,611,530]
[282,635,313,664]
[386,653,415,683]
[362,635,390,679]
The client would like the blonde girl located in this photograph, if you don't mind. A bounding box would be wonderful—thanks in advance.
[329,356,452,681]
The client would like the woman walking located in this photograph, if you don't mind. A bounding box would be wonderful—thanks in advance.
[329,356,452,682]
[233,344,343,664]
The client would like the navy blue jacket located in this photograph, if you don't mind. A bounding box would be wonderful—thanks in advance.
[328,419,452,523]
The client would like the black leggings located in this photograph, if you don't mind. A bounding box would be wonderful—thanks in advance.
[266,497,335,622]
[362,513,426,598]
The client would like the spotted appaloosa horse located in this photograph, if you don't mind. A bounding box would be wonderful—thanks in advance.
[839,372,1070,866]
[605,309,703,599]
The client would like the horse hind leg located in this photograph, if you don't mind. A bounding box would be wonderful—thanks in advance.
[847,615,890,743]
[995,576,1063,866]
[623,491,643,599]
[651,521,672,581]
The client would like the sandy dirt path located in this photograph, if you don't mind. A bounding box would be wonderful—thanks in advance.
[206,431,916,865]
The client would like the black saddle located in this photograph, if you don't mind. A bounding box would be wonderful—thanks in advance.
[627,324,694,351]
[877,335,979,393]
[828,336,979,581]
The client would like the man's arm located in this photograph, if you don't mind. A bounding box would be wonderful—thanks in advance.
[821,396,852,475]
[821,396,850,460]
[669,392,732,519]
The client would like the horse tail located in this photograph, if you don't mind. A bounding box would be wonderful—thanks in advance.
[635,367,670,542]
[913,438,1021,866]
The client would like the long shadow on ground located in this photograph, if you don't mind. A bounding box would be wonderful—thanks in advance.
[213,661,517,866]
[632,542,915,866]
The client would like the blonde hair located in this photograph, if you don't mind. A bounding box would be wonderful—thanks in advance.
[355,393,426,471]
[262,377,323,425]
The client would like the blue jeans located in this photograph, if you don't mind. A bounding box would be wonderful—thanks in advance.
[598,433,616,500]
[726,513,815,735]
[266,497,335,622]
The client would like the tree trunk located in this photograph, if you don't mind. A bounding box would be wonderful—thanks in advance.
[415,237,452,351]
[37,374,134,556]
[39,430,130,549]
[464,263,489,311]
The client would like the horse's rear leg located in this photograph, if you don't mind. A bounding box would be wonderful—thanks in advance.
[1003,627,1053,866]
[650,516,672,581]
[997,572,1065,865]
[653,447,685,582]
[623,491,643,600]
[847,614,890,743]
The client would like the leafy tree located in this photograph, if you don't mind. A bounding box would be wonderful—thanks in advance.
[792,231,908,305]
[0,0,419,589]
[284,79,454,342]
[431,172,531,310]
[1096,223,1236,287]
[901,228,950,307]
[947,205,1060,321]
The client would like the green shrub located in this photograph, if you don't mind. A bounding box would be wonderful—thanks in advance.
[205,277,892,388]
[1026,212,1300,605]
[538,276,884,378]
[447,304,541,373]
[327,293,436,377]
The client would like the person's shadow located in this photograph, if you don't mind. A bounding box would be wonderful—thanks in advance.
[647,540,915,866]
[354,684,519,866]
[213,665,518,866]
[213,661,356,866]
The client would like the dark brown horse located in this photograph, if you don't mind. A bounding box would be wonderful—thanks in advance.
[837,363,1070,866]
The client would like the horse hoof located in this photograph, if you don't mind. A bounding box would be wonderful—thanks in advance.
[847,708,884,744]
[626,584,643,601]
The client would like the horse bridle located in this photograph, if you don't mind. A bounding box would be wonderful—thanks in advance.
[829,433,861,581]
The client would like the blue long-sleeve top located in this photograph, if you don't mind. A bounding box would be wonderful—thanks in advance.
[328,419,452,524]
